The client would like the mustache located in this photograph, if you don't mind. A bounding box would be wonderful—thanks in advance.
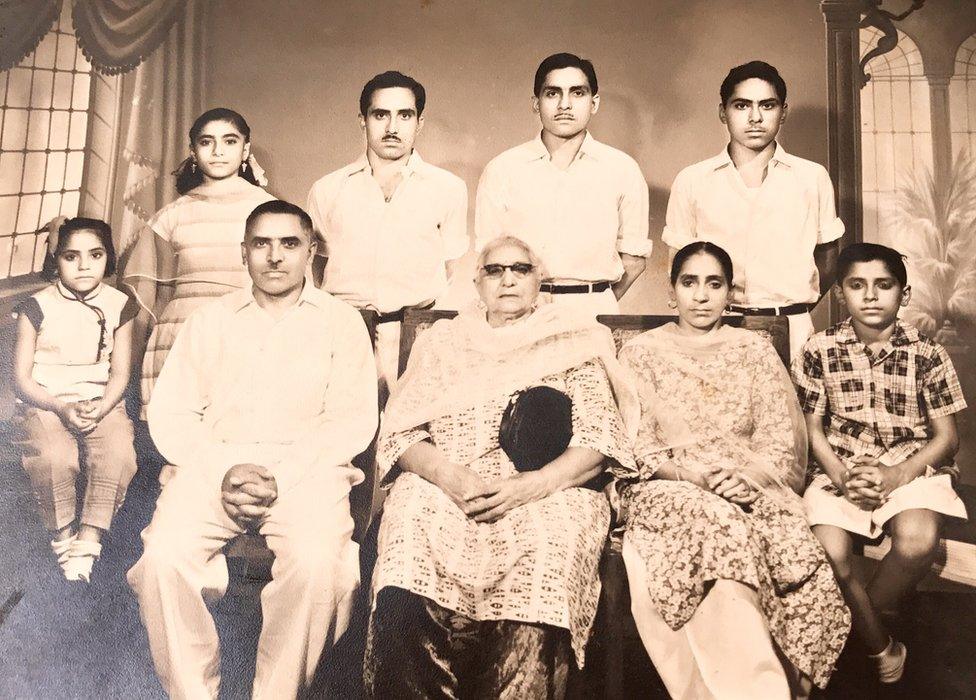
[382,135,402,142]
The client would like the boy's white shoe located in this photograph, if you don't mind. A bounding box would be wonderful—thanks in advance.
[870,638,907,684]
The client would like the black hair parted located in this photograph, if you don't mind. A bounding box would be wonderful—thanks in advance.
[176,107,260,194]
[533,53,598,96]
[837,242,908,288]
[359,71,427,117]
[42,217,117,280]
[669,241,734,287]
[720,61,787,106]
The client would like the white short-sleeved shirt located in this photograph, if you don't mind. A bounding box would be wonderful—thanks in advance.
[475,132,651,283]
[662,144,845,306]
[306,151,468,314]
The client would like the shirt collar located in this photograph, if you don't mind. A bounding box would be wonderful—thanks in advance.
[835,317,919,347]
[347,150,426,177]
[230,276,322,312]
[711,141,793,171]
[527,131,600,162]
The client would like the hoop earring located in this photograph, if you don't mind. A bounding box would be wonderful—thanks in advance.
[667,299,677,309]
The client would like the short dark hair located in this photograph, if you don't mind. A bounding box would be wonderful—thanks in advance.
[42,217,117,280]
[837,242,908,288]
[533,53,598,97]
[720,61,787,106]
[359,71,426,117]
[670,241,734,287]
[244,200,314,240]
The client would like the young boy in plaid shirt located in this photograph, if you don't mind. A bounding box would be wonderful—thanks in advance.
[792,242,967,684]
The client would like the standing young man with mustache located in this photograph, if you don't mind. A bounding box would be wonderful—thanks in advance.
[662,61,845,357]
[475,53,651,316]
[307,71,468,395]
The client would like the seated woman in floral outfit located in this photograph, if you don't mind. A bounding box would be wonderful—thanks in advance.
[614,241,850,699]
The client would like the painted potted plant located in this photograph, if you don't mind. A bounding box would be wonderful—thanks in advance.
[887,153,976,350]
[887,153,976,479]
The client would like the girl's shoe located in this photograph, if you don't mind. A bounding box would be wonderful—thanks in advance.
[62,540,102,583]
[50,534,77,569]
[870,638,907,684]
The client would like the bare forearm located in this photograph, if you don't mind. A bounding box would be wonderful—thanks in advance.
[15,378,66,415]
[612,254,646,300]
[650,460,705,487]
[99,371,129,414]
[815,242,839,298]
[808,423,847,485]
[398,439,455,489]
[893,433,958,485]
[534,446,605,494]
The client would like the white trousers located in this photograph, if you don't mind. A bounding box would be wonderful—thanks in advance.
[128,466,359,700]
[622,536,792,700]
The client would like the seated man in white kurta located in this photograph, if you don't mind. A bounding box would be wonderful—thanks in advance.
[127,199,378,700]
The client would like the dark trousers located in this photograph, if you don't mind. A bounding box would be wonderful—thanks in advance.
[365,586,571,700]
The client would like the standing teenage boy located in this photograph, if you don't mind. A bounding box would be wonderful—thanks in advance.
[476,52,650,316]
[307,71,468,393]
[663,60,845,355]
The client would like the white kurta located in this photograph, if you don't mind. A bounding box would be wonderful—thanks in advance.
[129,283,378,699]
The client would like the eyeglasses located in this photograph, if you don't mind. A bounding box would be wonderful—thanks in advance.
[481,263,536,278]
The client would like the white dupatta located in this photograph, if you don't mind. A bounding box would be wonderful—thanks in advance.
[382,302,640,440]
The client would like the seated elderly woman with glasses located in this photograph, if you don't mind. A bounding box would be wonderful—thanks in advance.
[364,235,637,699]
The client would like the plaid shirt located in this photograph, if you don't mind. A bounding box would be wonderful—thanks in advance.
[792,319,967,477]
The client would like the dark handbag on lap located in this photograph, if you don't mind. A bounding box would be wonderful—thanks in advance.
[498,386,574,472]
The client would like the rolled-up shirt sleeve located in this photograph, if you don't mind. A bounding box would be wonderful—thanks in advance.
[306,181,330,257]
[616,159,652,258]
[474,162,506,253]
[661,169,697,252]
[816,166,845,244]
[440,176,470,261]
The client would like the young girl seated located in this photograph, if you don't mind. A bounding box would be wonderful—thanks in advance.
[13,218,139,583]
[793,242,967,684]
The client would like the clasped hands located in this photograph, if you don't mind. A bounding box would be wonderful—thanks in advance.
[839,455,901,510]
[220,463,278,530]
[696,466,760,507]
[440,462,549,523]
[59,399,105,433]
